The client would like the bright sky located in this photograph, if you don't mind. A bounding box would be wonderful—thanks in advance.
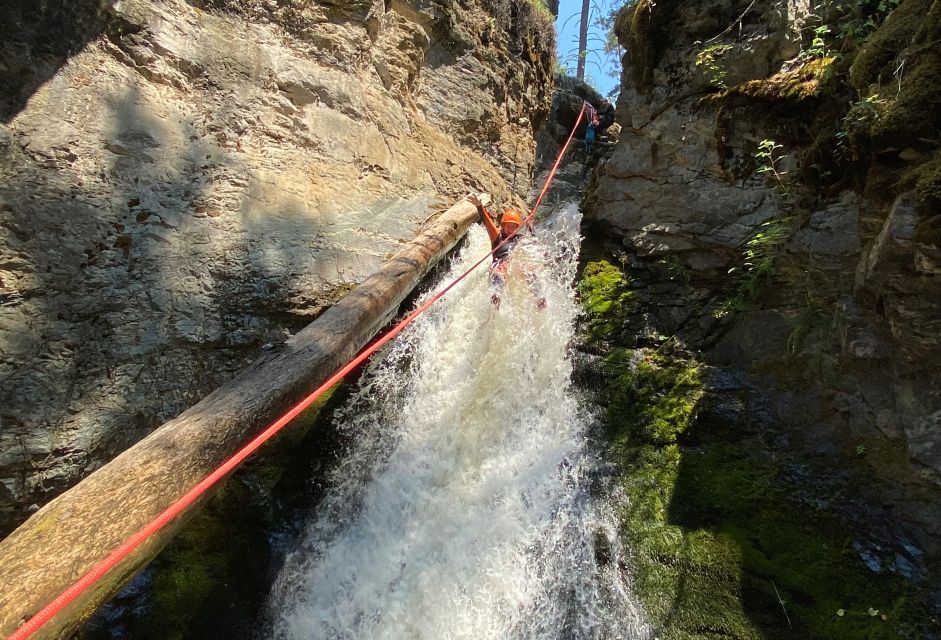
[554,0,624,97]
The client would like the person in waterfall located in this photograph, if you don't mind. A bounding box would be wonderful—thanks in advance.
[584,99,616,153]
[467,193,546,310]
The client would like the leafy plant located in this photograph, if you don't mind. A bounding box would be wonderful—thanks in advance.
[837,0,901,44]
[695,43,733,88]
[800,24,838,61]
[481,0,556,55]
[717,139,797,314]
[755,139,789,192]
[835,93,890,159]
[735,217,796,299]
[660,254,691,284]
[527,0,554,21]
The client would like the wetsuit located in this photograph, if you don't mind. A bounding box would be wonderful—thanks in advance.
[475,203,546,309]
[492,230,519,263]
[476,204,517,289]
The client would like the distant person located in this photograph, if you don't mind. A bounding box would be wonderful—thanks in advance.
[584,99,616,153]
[467,194,545,309]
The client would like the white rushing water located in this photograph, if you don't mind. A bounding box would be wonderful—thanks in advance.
[267,204,647,640]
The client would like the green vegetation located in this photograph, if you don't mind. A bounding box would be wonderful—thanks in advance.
[722,217,795,315]
[150,484,262,640]
[526,0,554,22]
[800,24,838,61]
[907,149,941,204]
[586,3,941,637]
[697,0,937,207]
[661,254,691,284]
[718,56,834,102]
[587,342,934,639]
[717,141,796,315]
[480,0,557,67]
[838,0,902,44]
[574,253,933,639]
[755,139,788,189]
[849,0,929,90]
[577,259,634,346]
[615,435,932,640]
[604,349,703,447]
[695,43,733,89]
[836,93,890,159]
[841,0,941,207]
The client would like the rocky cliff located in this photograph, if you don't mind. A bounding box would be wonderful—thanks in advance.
[0,0,554,537]
[579,0,940,637]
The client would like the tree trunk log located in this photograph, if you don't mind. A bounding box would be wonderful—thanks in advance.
[0,196,484,639]
[576,0,590,80]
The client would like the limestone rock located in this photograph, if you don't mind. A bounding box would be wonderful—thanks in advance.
[856,192,941,368]
[582,0,941,555]
[0,0,553,535]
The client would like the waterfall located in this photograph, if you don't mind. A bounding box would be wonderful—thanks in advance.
[266,204,648,640]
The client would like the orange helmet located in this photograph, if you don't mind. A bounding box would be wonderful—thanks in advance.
[501,209,523,226]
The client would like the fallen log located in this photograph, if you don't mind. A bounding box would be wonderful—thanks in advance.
[0,195,485,639]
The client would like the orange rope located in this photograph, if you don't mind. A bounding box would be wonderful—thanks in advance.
[8,102,588,640]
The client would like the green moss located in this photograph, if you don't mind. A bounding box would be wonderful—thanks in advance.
[597,351,934,640]
[833,0,941,183]
[115,381,349,638]
[249,382,341,493]
[868,49,941,148]
[613,440,933,639]
[849,0,931,90]
[718,58,836,102]
[605,349,704,447]
[618,445,764,640]
[577,259,634,346]
[908,149,941,203]
[149,483,259,640]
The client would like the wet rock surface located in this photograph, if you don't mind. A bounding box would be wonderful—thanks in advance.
[578,0,941,635]
[0,0,554,536]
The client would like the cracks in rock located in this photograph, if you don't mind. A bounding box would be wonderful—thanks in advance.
[634,89,712,130]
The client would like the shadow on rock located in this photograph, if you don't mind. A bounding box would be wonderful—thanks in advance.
[0,0,112,123]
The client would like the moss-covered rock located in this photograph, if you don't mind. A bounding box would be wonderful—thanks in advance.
[718,57,836,102]
[848,0,941,151]
[577,259,634,347]
[617,437,934,640]
[592,349,935,640]
[906,149,941,204]
[870,57,941,144]
[620,444,764,640]
[849,0,932,91]
[605,349,704,447]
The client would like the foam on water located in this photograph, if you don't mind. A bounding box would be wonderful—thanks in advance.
[266,204,648,640]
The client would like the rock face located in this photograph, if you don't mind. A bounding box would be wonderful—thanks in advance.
[0,0,554,537]
[589,0,808,275]
[583,0,941,614]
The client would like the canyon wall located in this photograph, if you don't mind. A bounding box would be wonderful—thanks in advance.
[579,0,940,636]
[0,0,555,536]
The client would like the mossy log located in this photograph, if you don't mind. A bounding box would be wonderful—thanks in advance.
[0,196,484,639]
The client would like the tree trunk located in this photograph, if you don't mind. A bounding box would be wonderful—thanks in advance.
[0,196,484,639]
[576,0,591,80]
